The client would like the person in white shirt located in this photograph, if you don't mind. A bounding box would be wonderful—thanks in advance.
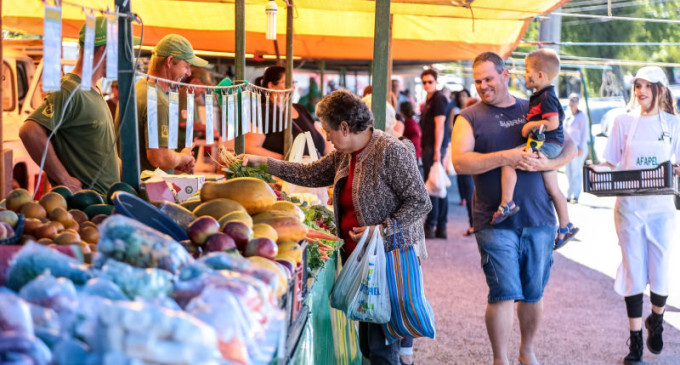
[564,93,590,203]
[598,66,680,364]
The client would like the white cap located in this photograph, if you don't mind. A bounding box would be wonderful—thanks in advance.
[568,93,580,101]
[633,66,668,87]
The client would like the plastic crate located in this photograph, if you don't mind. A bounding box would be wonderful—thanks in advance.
[583,161,680,197]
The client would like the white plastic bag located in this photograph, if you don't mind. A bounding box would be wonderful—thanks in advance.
[346,228,391,324]
[282,132,330,205]
[425,161,451,198]
[330,228,391,324]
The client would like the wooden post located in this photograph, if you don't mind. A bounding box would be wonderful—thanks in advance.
[319,60,325,97]
[386,14,393,110]
[234,0,246,154]
[283,0,294,155]
[0,0,5,198]
[371,0,390,131]
[116,0,140,190]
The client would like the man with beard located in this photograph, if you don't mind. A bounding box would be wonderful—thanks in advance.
[132,34,207,173]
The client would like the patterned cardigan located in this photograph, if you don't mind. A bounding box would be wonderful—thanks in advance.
[267,129,432,257]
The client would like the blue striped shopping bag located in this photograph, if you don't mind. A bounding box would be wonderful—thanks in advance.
[382,221,436,343]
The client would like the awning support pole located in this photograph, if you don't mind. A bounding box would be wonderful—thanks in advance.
[234,0,246,154]
[283,0,294,155]
[371,0,391,131]
[319,60,325,97]
[579,67,597,163]
[117,0,140,190]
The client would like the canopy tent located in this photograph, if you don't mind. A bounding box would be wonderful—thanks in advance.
[4,0,568,62]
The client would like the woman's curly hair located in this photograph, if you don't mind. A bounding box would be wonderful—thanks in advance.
[315,89,374,133]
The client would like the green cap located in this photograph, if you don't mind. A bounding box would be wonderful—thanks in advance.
[79,16,141,47]
[79,16,108,47]
[153,34,209,68]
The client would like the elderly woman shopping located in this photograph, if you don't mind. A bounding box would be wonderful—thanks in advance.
[243,89,431,365]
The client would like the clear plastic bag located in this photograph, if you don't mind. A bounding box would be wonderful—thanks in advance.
[346,228,391,324]
[81,278,128,301]
[19,272,78,314]
[425,161,451,198]
[95,215,193,273]
[99,260,174,300]
[6,242,93,292]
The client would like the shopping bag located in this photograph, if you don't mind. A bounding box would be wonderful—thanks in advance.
[282,132,330,205]
[330,229,371,312]
[382,221,436,343]
[425,161,451,198]
[346,228,391,324]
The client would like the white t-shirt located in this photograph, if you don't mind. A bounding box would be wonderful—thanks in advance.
[603,111,680,168]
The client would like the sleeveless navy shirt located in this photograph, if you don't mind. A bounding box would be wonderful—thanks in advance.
[457,98,556,232]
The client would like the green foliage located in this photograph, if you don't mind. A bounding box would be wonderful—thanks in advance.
[225,162,275,183]
[561,0,680,93]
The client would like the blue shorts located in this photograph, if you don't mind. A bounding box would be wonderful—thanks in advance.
[537,141,563,159]
[474,225,555,303]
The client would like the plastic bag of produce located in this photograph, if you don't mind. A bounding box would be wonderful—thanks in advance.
[82,278,128,301]
[19,273,78,313]
[96,215,193,273]
[100,260,174,300]
[0,291,34,334]
[198,252,251,272]
[29,304,62,349]
[345,228,390,324]
[331,229,372,313]
[6,242,93,291]
[425,161,451,198]
[71,295,221,365]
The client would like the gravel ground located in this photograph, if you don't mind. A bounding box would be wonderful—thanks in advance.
[413,202,680,365]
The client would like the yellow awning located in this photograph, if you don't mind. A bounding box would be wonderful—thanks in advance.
[3,0,568,61]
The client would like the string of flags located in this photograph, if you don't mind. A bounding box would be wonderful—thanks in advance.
[141,72,295,150]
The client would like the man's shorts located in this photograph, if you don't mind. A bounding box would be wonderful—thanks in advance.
[474,225,555,303]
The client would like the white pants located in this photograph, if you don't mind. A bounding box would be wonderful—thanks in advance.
[614,195,676,297]
[565,150,588,200]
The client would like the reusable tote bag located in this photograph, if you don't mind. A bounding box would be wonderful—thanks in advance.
[382,221,436,342]
[281,132,330,205]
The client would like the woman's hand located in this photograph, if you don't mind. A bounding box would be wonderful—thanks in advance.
[240,154,268,168]
[348,225,380,242]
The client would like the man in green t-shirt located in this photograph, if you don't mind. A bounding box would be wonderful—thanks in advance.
[132,34,207,173]
[20,17,119,194]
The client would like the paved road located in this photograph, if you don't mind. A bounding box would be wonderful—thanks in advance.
[413,176,680,365]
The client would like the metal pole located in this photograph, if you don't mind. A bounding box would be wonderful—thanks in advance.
[0,0,5,198]
[319,60,325,97]
[234,0,246,154]
[117,0,140,190]
[354,70,358,94]
[371,0,390,131]
[283,0,294,154]
[579,68,597,163]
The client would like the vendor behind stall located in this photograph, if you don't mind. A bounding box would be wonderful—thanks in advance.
[20,17,119,194]
[128,34,208,174]
[243,89,431,365]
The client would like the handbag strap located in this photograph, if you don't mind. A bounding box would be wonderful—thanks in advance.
[390,220,407,251]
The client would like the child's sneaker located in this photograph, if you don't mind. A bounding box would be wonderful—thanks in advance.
[491,201,520,225]
[554,222,579,250]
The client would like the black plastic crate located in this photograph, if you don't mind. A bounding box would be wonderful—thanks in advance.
[583,161,680,197]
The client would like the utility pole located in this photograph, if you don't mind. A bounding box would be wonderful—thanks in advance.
[539,9,562,94]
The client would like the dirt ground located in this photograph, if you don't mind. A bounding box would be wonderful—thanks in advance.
[413,201,680,365]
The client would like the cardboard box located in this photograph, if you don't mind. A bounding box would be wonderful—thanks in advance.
[162,175,206,202]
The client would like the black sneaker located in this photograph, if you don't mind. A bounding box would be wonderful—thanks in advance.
[623,330,643,365]
[436,226,447,239]
[645,312,664,354]
[424,225,436,239]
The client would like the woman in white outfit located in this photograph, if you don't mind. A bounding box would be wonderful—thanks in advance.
[599,66,680,365]
[564,93,590,203]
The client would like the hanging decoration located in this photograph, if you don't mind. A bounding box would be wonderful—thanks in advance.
[43,3,62,92]
[139,73,293,150]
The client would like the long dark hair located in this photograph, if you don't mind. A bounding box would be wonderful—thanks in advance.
[259,66,286,88]
[399,101,415,118]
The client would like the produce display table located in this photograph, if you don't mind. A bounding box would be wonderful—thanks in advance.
[288,253,362,364]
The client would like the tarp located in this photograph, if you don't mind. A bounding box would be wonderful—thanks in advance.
[3,0,569,61]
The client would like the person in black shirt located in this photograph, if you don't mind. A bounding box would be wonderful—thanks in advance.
[420,69,450,239]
